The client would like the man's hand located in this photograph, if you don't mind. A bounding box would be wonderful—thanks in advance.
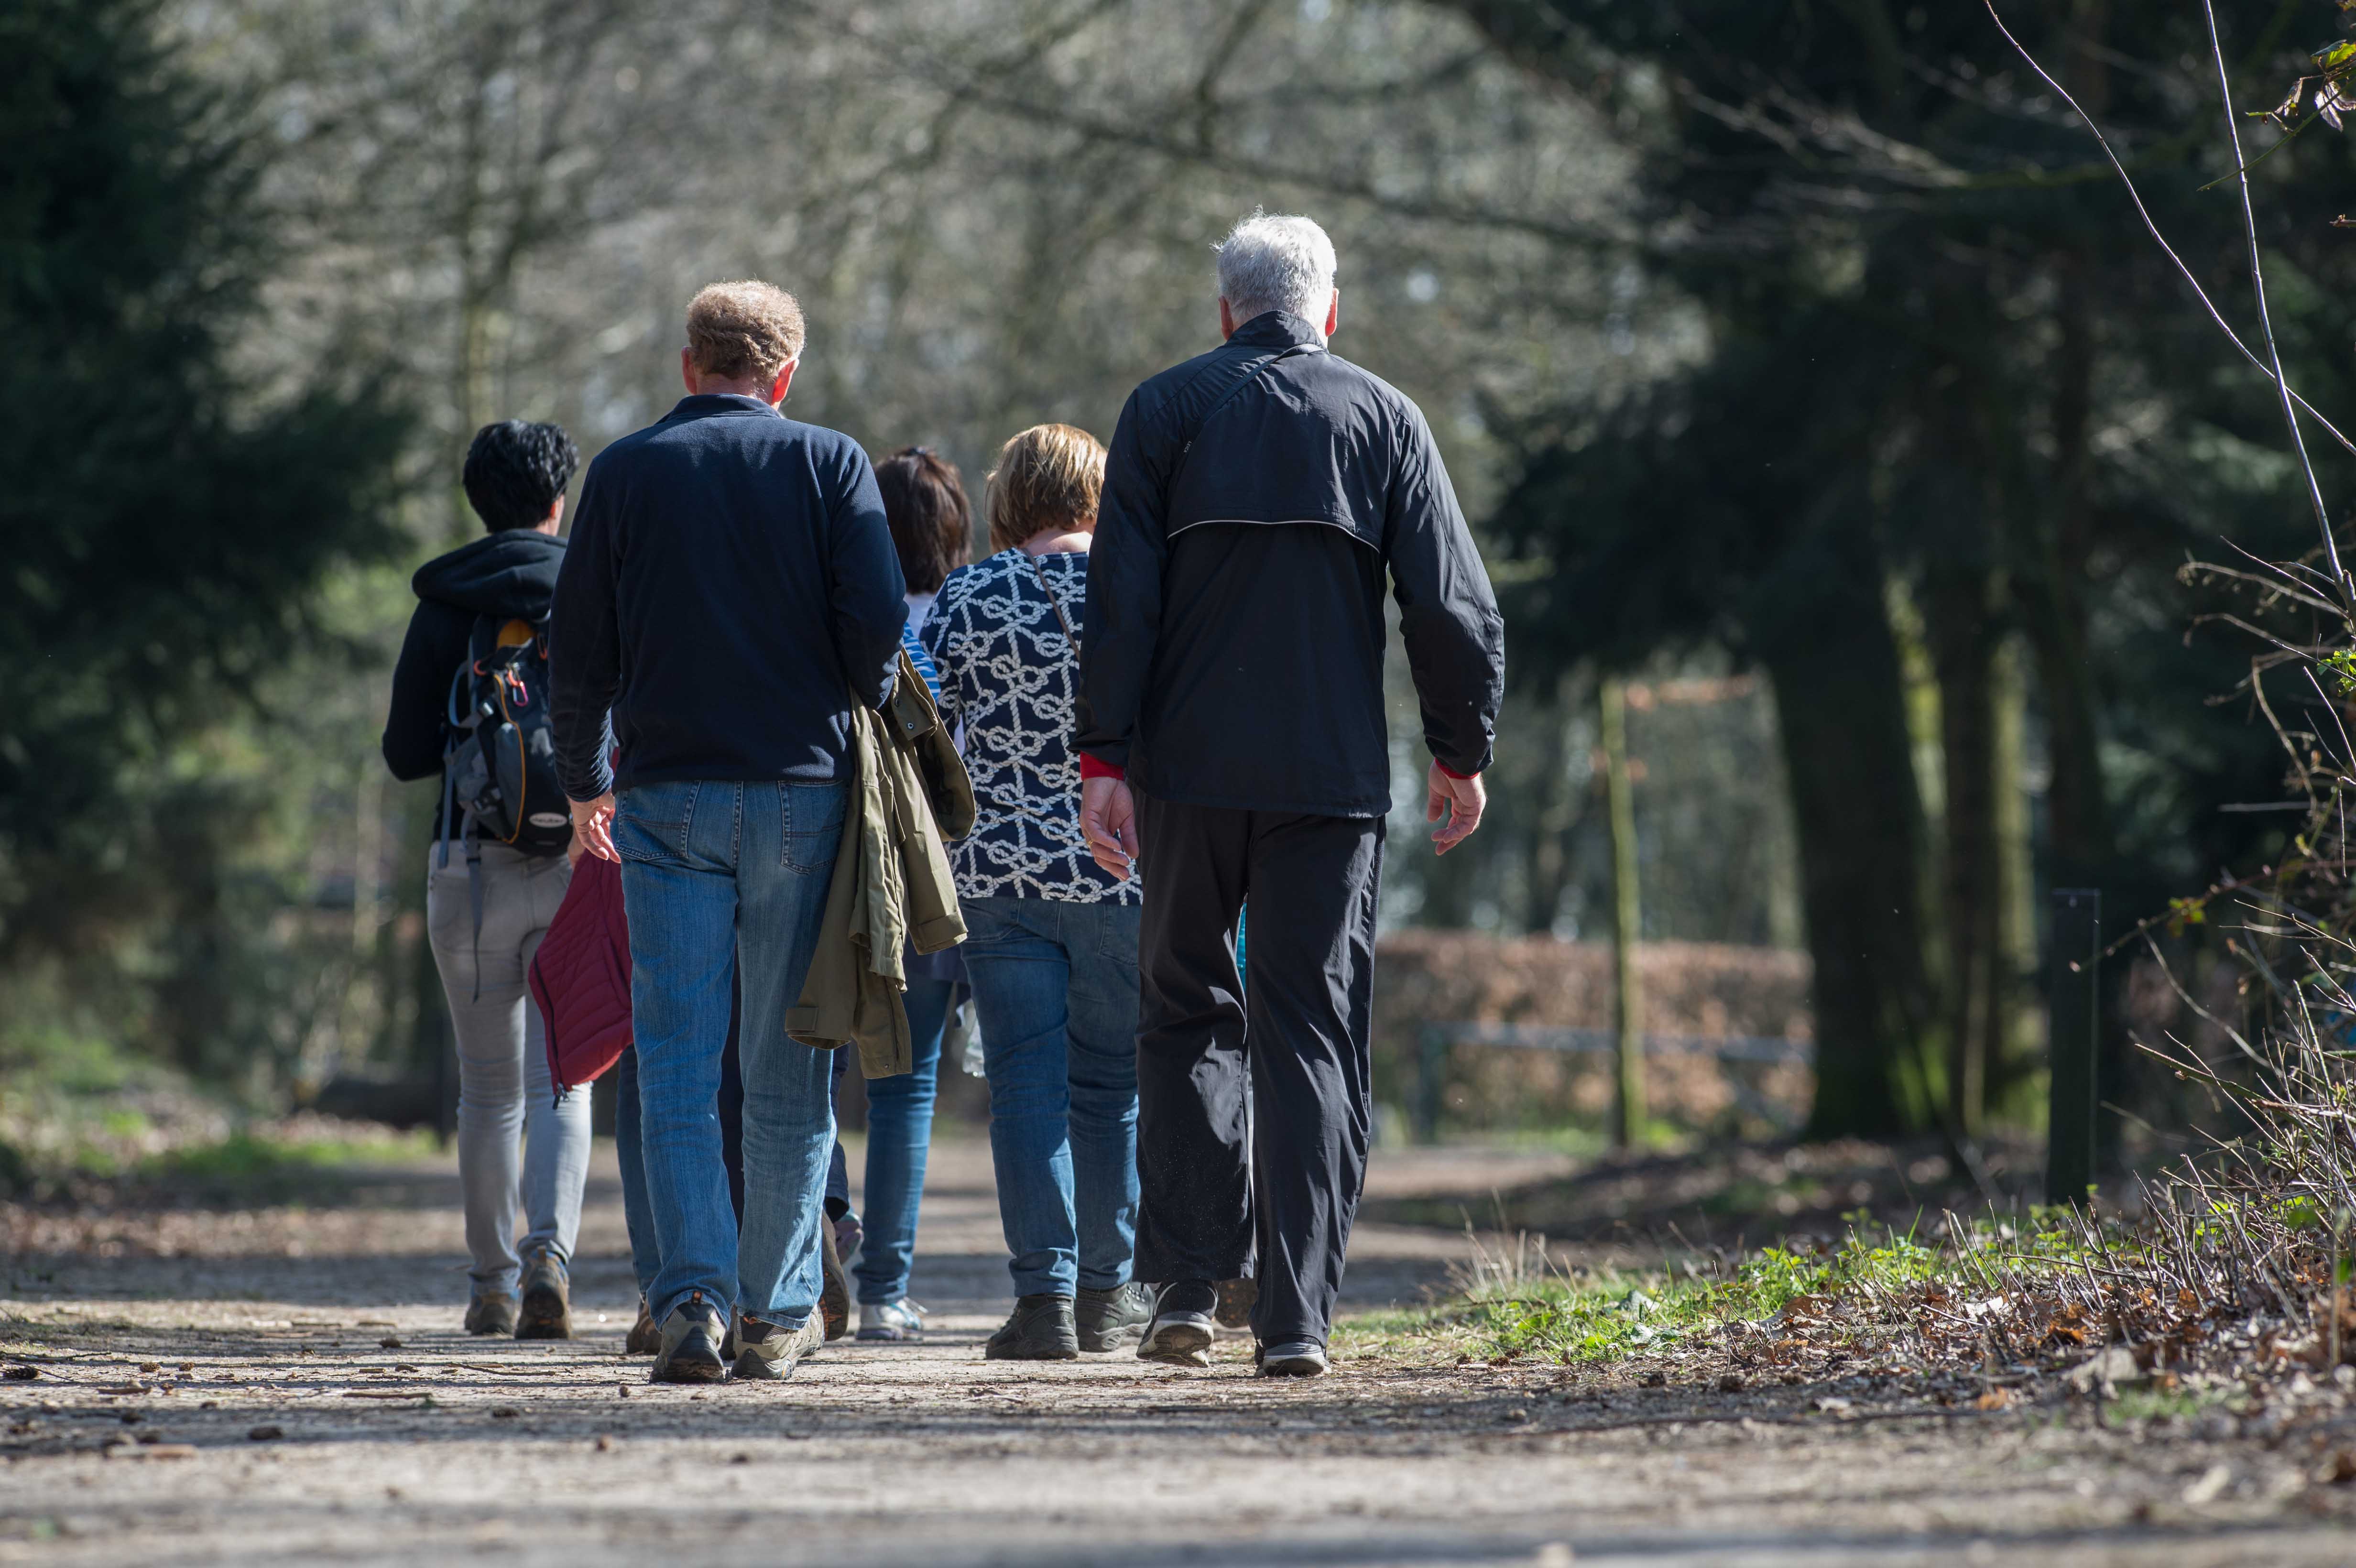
[1426,762,1485,855]
[1081,776,1140,880]
[570,794,618,864]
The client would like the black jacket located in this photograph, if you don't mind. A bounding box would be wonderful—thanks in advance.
[549,395,906,801]
[1075,311,1505,817]
[382,529,568,796]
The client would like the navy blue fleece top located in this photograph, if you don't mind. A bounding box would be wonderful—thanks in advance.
[548,395,906,799]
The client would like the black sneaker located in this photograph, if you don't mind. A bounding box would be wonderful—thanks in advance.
[516,1245,572,1340]
[985,1294,1079,1361]
[1075,1282,1152,1352]
[1255,1339,1329,1378]
[1137,1281,1217,1367]
[650,1293,729,1384]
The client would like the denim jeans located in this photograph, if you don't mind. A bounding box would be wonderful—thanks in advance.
[961,895,1141,1298]
[616,778,844,1328]
[425,843,590,1295]
[613,1044,660,1300]
[853,975,952,1304]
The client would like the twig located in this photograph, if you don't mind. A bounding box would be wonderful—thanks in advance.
[1982,3,2356,477]
[2201,0,2347,607]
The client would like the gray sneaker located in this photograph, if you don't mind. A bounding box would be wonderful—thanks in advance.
[1137,1281,1217,1368]
[650,1293,730,1384]
[515,1245,572,1340]
[1075,1282,1152,1352]
[733,1312,825,1380]
[985,1294,1079,1361]
[464,1290,518,1337]
[1256,1339,1329,1378]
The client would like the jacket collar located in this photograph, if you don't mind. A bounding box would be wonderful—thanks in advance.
[1227,311,1329,352]
[663,392,785,422]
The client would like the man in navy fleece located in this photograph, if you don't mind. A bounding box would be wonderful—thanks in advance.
[549,280,906,1383]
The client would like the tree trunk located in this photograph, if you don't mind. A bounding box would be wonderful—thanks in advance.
[1928,567,1999,1137]
[1760,565,1937,1139]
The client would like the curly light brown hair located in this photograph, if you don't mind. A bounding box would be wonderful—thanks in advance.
[986,424,1105,554]
[684,280,806,385]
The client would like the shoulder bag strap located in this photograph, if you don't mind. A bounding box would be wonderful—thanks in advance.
[1026,553,1080,647]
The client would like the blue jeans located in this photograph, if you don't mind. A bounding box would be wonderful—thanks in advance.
[613,1044,660,1299]
[854,975,952,1304]
[616,778,844,1328]
[962,896,1141,1298]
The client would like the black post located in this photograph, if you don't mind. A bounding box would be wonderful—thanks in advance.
[2046,888,2101,1206]
[1416,1027,1444,1145]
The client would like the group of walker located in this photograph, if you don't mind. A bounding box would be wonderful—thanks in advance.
[382,210,1505,1383]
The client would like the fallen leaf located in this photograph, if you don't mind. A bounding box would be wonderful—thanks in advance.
[1974,1388,2015,1411]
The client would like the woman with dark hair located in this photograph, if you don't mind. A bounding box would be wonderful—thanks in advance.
[845,445,974,1341]
[923,425,1148,1361]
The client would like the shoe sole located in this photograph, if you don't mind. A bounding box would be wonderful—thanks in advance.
[984,1339,1079,1361]
[515,1288,570,1340]
[1215,1277,1258,1329]
[731,1350,803,1380]
[1257,1354,1328,1378]
[1137,1319,1214,1367]
[649,1358,728,1384]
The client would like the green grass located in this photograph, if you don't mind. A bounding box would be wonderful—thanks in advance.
[129,1129,436,1202]
[1350,1213,2103,1369]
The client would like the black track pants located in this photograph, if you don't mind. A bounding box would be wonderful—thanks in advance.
[1131,794,1384,1346]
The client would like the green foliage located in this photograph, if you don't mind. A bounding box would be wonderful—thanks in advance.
[0,0,413,1073]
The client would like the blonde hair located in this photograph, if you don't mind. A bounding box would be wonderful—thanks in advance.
[684,280,806,384]
[986,424,1106,554]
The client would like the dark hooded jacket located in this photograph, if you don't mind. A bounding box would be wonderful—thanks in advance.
[382,530,568,817]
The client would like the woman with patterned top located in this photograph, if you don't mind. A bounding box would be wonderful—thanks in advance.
[922,424,1151,1360]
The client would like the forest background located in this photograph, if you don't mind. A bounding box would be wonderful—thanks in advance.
[7,0,2349,1153]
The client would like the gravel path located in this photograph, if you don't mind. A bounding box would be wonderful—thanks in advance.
[0,1137,2348,1566]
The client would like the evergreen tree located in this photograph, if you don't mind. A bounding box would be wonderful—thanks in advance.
[0,0,411,1064]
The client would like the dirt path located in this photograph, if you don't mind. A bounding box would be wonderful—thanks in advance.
[0,1137,2346,1566]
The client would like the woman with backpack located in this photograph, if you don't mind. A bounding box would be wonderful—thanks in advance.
[382,419,592,1339]
[921,425,1149,1360]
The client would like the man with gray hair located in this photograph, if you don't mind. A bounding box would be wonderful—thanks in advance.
[1076,211,1505,1377]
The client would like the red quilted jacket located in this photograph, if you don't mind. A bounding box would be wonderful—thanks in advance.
[529,853,632,1095]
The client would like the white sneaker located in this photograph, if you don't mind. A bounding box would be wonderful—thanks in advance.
[856,1298,925,1342]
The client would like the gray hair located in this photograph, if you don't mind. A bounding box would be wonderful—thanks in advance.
[1213,210,1337,327]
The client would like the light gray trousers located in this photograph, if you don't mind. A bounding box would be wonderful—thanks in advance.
[425,841,591,1294]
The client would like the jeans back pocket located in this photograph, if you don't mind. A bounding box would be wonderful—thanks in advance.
[779,782,849,874]
[615,781,698,864]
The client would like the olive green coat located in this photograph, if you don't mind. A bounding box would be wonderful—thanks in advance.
[786,652,975,1077]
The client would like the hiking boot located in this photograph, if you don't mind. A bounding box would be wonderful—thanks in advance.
[649,1293,730,1384]
[985,1294,1079,1361]
[1215,1276,1258,1329]
[857,1299,925,1342]
[515,1245,572,1340]
[464,1290,518,1337]
[733,1311,825,1381]
[819,1219,851,1343]
[1256,1339,1329,1379]
[625,1297,660,1356]
[1075,1282,1152,1353]
[1137,1281,1217,1367]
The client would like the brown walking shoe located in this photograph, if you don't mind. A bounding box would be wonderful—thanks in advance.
[625,1296,660,1355]
[515,1244,572,1340]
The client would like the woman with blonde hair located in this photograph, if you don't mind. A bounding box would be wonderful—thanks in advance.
[922,424,1147,1360]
